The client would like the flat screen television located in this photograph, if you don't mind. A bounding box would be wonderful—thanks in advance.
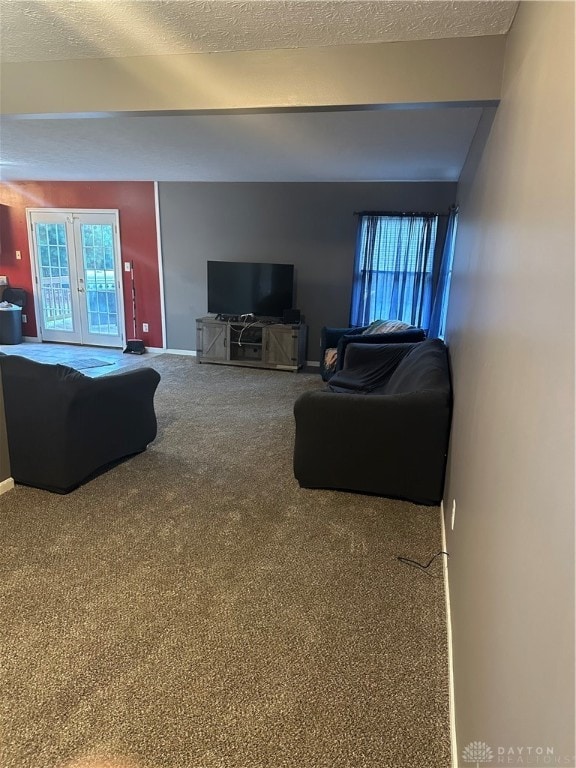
[207,261,294,319]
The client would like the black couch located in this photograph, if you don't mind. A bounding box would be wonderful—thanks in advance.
[319,324,426,380]
[294,338,452,505]
[0,354,161,493]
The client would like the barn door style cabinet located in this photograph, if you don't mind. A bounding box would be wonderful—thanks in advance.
[196,317,307,372]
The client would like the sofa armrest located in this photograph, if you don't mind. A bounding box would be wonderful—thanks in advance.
[293,387,451,504]
[80,366,161,400]
[67,367,161,450]
[321,325,365,350]
[319,326,366,380]
[295,387,448,442]
[52,367,160,491]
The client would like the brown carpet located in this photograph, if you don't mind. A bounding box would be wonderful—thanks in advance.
[0,355,450,768]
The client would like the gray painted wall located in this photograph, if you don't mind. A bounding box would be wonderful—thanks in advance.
[445,3,575,763]
[158,182,456,358]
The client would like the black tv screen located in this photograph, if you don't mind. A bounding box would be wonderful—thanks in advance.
[207,261,294,318]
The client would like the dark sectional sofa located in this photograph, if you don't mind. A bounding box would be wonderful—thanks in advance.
[293,338,453,505]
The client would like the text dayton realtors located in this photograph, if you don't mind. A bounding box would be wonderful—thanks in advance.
[495,745,573,765]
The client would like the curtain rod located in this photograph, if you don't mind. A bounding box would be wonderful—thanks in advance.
[353,210,449,217]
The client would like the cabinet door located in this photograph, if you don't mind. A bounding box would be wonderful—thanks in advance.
[264,326,299,368]
[198,322,228,361]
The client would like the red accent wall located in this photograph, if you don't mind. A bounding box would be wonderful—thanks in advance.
[0,181,163,348]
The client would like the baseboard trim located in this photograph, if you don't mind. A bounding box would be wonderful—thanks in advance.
[161,348,197,357]
[0,477,15,495]
[305,360,320,368]
[440,502,458,768]
[23,336,41,342]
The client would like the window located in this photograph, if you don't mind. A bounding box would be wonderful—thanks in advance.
[430,210,458,339]
[350,214,439,329]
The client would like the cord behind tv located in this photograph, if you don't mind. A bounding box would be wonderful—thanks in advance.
[214,311,301,325]
[215,313,244,322]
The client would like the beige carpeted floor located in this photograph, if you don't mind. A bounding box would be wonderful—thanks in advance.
[0,355,450,768]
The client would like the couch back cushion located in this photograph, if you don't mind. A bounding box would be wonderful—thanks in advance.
[0,354,86,384]
[362,319,413,335]
[384,339,450,396]
[0,355,87,417]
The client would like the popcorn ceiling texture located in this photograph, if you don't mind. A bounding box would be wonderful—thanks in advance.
[0,0,517,63]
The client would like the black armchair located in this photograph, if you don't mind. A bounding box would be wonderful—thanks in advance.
[294,339,452,505]
[320,323,426,380]
[0,354,161,493]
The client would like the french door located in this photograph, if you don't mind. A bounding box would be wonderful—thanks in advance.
[28,209,125,347]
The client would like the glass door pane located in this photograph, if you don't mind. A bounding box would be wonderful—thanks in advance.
[74,213,123,347]
[31,215,82,344]
[37,223,73,331]
[81,223,119,337]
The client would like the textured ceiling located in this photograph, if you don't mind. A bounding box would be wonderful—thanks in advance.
[0,107,484,182]
[0,1,508,182]
[0,1,517,63]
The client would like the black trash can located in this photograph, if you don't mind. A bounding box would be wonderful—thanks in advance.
[0,306,23,344]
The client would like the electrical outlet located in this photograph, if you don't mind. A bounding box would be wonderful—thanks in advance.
[124,262,131,272]
[21,314,27,323]
[142,323,149,333]
[451,499,457,530]
[15,250,21,260]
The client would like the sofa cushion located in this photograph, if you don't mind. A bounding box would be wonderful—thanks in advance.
[385,339,450,396]
[328,343,409,393]
[0,354,87,384]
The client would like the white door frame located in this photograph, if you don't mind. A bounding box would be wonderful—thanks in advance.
[27,208,126,347]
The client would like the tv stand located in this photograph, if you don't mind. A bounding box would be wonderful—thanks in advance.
[196,317,307,372]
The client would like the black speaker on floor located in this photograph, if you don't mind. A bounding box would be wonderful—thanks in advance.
[283,308,301,324]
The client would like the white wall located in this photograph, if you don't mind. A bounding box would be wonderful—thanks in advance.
[2,36,504,115]
[445,2,575,764]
